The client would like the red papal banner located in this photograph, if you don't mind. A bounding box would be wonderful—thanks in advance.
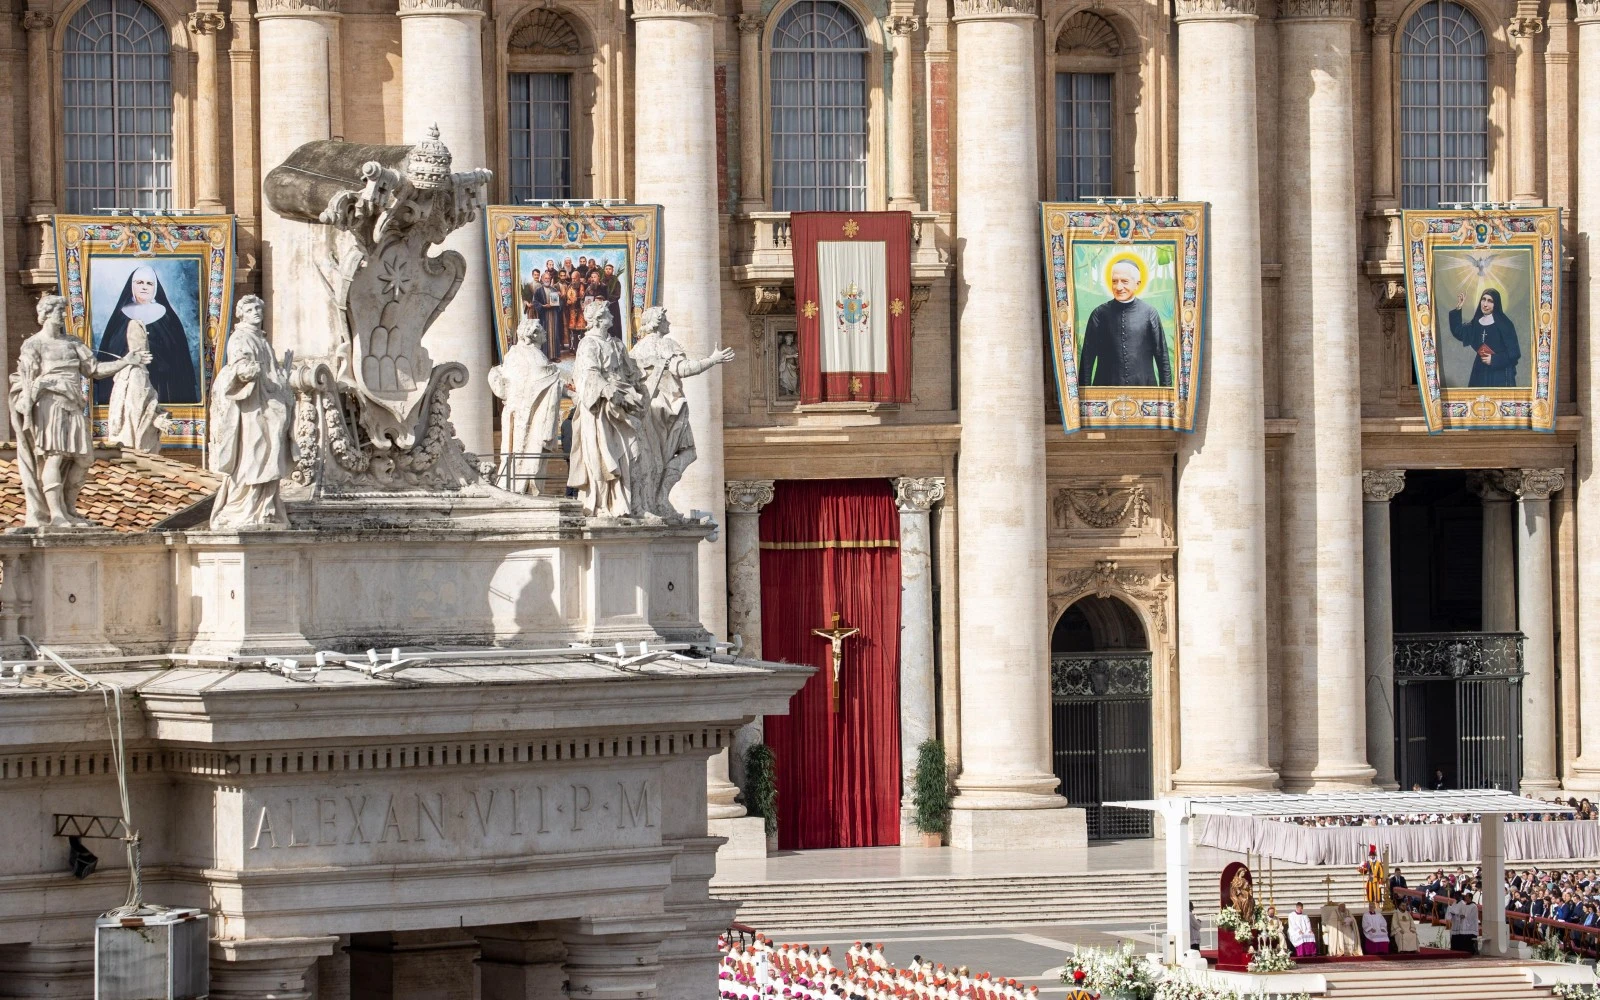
[791,212,913,404]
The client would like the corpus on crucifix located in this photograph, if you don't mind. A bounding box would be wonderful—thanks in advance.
[811,611,860,713]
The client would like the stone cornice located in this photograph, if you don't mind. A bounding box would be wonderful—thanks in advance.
[1278,0,1353,18]
[951,0,1037,21]
[725,480,776,514]
[1174,0,1256,18]
[632,0,717,18]
[1361,469,1406,503]
[894,476,946,512]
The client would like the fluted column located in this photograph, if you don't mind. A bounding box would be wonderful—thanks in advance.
[256,0,340,360]
[634,0,728,639]
[1506,468,1564,792]
[210,937,337,1000]
[949,0,1075,850]
[1277,0,1373,791]
[1362,471,1405,790]
[886,16,922,209]
[1574,0,1600,792]
[1510,7,1545,205]
[1470,471,1518,632]
[23,9,56,215]
[190,11,228,211]
[1171,0,1275,792]
[895,476,944,843]
[736,14,765,212]
[399,0,494,455]
[717,479,775,816]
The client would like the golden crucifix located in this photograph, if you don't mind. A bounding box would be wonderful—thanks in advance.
[811,611,860,712]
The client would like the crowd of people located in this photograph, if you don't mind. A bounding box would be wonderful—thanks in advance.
[1391,863,1600,954]
[520,254,628,359]
[1283,794,1597,828]
[717,935,1044,1000]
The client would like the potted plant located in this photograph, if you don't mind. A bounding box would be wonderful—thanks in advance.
[742,742,778,851]
[912,738,951,847]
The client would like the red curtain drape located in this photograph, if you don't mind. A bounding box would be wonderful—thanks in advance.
[760,479,902,849]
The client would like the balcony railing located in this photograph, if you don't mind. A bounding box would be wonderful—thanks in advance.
[1392,632,1525,680]
[729,211,951,312]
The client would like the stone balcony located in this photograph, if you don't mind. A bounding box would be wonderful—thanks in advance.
[728,211,951,316]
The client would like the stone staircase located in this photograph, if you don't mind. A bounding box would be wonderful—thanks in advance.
[711,865,1375,932]
[1319,962,1560,1000]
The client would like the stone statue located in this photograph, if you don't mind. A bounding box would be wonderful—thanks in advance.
[567,299,642,518]
[9,294,150,528]
[487,316,564,493]
[207,295,293,529]
[630,306,734,518]
[105,318,169,454]
[777,329,800,398]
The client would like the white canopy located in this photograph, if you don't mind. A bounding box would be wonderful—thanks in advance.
[1106,789,1571,819]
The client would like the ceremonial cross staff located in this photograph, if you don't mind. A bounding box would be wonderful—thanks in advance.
[811,611,860,713]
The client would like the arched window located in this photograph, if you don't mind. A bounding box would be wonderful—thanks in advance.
[769,0,869,212]
[1399,0,1488,209]
[506,9,584,203]
[1053,11,1120,200]
[62,0,173,213]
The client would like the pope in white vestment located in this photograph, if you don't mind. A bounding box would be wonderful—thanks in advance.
[1321,903,1361,957]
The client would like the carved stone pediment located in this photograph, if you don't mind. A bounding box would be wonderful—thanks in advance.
[1049,557,1174,636]
[1050,477,1170,541]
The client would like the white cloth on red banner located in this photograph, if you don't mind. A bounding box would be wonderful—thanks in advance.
[816,239,889,376]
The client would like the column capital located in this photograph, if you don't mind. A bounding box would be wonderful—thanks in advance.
[1509,13,1545,37]
[1278,0,1354,18]
[725,480,776,514]
[1467,469,1517,502]
[20,10,53,31]
[951,0,1037,22]
[1366,15,1397,34]
[256,0,340,15]
[1174,0,1256,20]
[397,0,486,13]
[885,14,924,34]
[736,13,765,33]
[894,476,947,512]
[632,0,717,19]
[1505,468,1566,501]
[187,10,228,33]
[1578,0,1600,23]
[1361,469,1406,503]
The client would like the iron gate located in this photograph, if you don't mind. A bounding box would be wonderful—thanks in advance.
[1050,653,1153,839]
[1394,632,1524,791]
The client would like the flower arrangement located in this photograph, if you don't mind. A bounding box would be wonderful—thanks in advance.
[1552,984,1600,1000]
[1058,942,1159,1000]
[1152,973,1311,1000]
[1244,946,1296,974]
[1531,930,1576,964]
[1214,907,1251,933]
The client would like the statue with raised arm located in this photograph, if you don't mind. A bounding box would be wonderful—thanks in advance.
[629,306,734,519]
[566,299,642,517]
[488,316,565,493]
[9,294,151,528]
[208,295,293,529]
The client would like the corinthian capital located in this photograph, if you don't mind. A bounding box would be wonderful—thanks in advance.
[1579,0,1600,23]
[1174,0,1256,17]
[398,0,486,11]
[187,10,228,33]
[256,0,340,13]
[1279,0,1353,16]
[1505,468,1566,501]
[952,0,1037,20]
[894,477,946,512]
[1509,14,1545,36]
[726,480,776,514]
[1361,470,1406,503]
[20,10,54,31]
[885,14,924,34]
[736,13,765,33]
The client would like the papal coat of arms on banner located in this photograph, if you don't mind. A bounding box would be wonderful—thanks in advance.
[791,212,913,404]
[1400,207,1561,433]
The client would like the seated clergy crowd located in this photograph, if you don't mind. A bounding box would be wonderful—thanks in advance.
[1273,900,1427,957]
[718,935,1042,1000]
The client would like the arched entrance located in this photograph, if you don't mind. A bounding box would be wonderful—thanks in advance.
[1051,595,1153,839]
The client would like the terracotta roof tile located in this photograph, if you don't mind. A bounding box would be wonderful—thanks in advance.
[0,448,220,532]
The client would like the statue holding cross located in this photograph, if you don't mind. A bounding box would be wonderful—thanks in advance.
[811,611,860,712]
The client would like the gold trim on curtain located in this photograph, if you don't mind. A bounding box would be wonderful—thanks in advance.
[757,539,900,550]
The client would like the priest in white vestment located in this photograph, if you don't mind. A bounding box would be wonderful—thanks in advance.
[1287,902,1317,957]
[1360,902,1391,953]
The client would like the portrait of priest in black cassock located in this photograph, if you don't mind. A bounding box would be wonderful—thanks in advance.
[1079,256,1173,388]
[94,264,201,406]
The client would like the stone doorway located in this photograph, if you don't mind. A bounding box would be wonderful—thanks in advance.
[1049,595,1153,840]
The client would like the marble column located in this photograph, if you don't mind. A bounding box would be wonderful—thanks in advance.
[1171,0,1276,793]
[634,0,728,639]
[1276,0,1373,792]
[1469,471,1518,632]
[1575,0,1600,793]
[255,0,340,360]
[1362,470,1405,790]
[23,9,56,216]
[560,927,663,1000]
[1509,7,1546,205]
[724,479,776,791]
[949,0,1075,850]
[399,0,493,455]
[736,14,765,212]
[895,476,944,843]
[886,16,922,210]
[476,926,565,1000]
[210,936,338,1000]
[189,11,228,212]
[1506,468,1564,792]
[1367,17,1397,208]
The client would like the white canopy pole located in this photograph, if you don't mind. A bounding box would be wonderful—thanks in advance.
[1481,811,1509,956]
[1164,799,1192,963]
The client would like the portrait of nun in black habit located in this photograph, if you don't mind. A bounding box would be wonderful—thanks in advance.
[94,264,201,406]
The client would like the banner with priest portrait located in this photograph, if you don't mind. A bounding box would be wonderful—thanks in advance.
[1400,207,1561,432]
[1040,203,1209,433]
[791,212,913,404]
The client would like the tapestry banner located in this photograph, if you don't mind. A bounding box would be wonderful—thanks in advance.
[1039,202,1209,433]
[1400,208,1561,433]
[485,204,662,364]
[792,212,913,404]
[54,215,238,450]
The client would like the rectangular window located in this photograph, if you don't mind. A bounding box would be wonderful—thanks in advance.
[1055,72,1113,200]
[771,49,868,212]
[508,72,572,203]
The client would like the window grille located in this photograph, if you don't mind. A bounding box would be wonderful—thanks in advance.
[1399,0,1489,209]
[1055,72,1114,200]
[63,0,173,213]
[508,72,573,203]
[770,0,869,212]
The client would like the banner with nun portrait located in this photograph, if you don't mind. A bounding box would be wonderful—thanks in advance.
[1400,207,1562,433]
[54,216,237,449]
[1039,202,1209,433]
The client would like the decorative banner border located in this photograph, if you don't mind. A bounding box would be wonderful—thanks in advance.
[54,215,237,450]
[484,204,663,359]
[1039,202,1209,433]
[1401,208,1561,433]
